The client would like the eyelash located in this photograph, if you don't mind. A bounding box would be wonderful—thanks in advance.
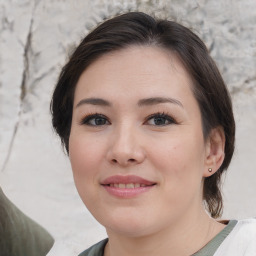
[144,112,177,126]
[79,113,110,126]
[80,112,177,126]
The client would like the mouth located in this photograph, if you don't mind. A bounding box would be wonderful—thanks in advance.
[101,175,156,198]
[106,183,152,188]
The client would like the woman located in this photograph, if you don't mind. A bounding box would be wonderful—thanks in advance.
[51,12,256,256]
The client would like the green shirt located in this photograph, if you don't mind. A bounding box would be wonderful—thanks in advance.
[0,187,54,256]
[78,220,237,256]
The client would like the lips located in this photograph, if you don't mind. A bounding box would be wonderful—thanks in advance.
[101,175,156,187]
[101,175,156,198]
[109,183,147,188]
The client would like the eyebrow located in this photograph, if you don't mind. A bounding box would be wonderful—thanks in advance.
[138,97,183,108]
[76,96,183,108]
[76,98,112,108]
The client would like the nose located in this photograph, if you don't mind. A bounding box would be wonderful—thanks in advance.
[106,124,146,167]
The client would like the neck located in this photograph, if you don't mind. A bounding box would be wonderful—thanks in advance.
[104,209,225,256]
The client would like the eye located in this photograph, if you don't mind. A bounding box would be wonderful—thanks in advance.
[80,114,110,126]
[145,112,176,126]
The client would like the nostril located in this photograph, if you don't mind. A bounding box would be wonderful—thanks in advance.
[111,158,136,164]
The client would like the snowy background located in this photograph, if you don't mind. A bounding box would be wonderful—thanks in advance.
[0,0,255,255]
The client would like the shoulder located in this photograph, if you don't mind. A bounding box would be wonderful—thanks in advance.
[214,218,256,255]
[0,187,54,256]
[78,239,108,256]
[235,218,256,237]
[237,218,256,227]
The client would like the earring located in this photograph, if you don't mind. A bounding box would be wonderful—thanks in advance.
[208,168,212,172]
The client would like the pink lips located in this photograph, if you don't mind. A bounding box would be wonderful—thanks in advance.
[101,175,156,198]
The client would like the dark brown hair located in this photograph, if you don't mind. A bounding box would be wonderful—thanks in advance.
[51,12,235,218]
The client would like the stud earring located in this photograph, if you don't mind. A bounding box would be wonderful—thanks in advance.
[208,168,212,172]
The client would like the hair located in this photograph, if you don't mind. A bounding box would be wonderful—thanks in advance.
[51,12,235,218]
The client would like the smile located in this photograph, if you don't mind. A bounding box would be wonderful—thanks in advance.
[101,175,156,198]
[107,183,149,188]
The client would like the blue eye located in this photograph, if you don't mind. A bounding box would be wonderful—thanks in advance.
[81,114,110,126]
[146,113,176,126]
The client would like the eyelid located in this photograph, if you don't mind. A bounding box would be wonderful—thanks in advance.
[79,113,110,126]
[144,112,177,125]
[79,112,177,126]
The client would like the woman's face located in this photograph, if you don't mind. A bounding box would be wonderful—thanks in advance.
[69,46,211,237]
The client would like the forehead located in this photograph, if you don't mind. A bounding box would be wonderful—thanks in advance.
[74,46,195,104]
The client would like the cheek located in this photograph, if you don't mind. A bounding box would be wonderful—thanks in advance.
[69,133,107,209]
[148,133,205,181]
[69,133,103,182]
[148,138,187,170]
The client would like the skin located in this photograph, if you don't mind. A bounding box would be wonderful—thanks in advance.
[69,46,226,256]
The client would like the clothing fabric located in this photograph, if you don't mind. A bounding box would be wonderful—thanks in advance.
[191,219,237,255]
[78,219,256,256]
[214,218,256,255]
[0,187,54,256]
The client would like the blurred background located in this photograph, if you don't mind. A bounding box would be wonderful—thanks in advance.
[0,0,255,254]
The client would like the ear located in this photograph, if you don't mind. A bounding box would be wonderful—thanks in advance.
[203,126,225,177]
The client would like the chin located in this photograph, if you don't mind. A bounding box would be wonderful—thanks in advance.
[105,222,153,238]
[96,209,157,238]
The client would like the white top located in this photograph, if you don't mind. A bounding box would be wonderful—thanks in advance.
[214,218,256,255]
